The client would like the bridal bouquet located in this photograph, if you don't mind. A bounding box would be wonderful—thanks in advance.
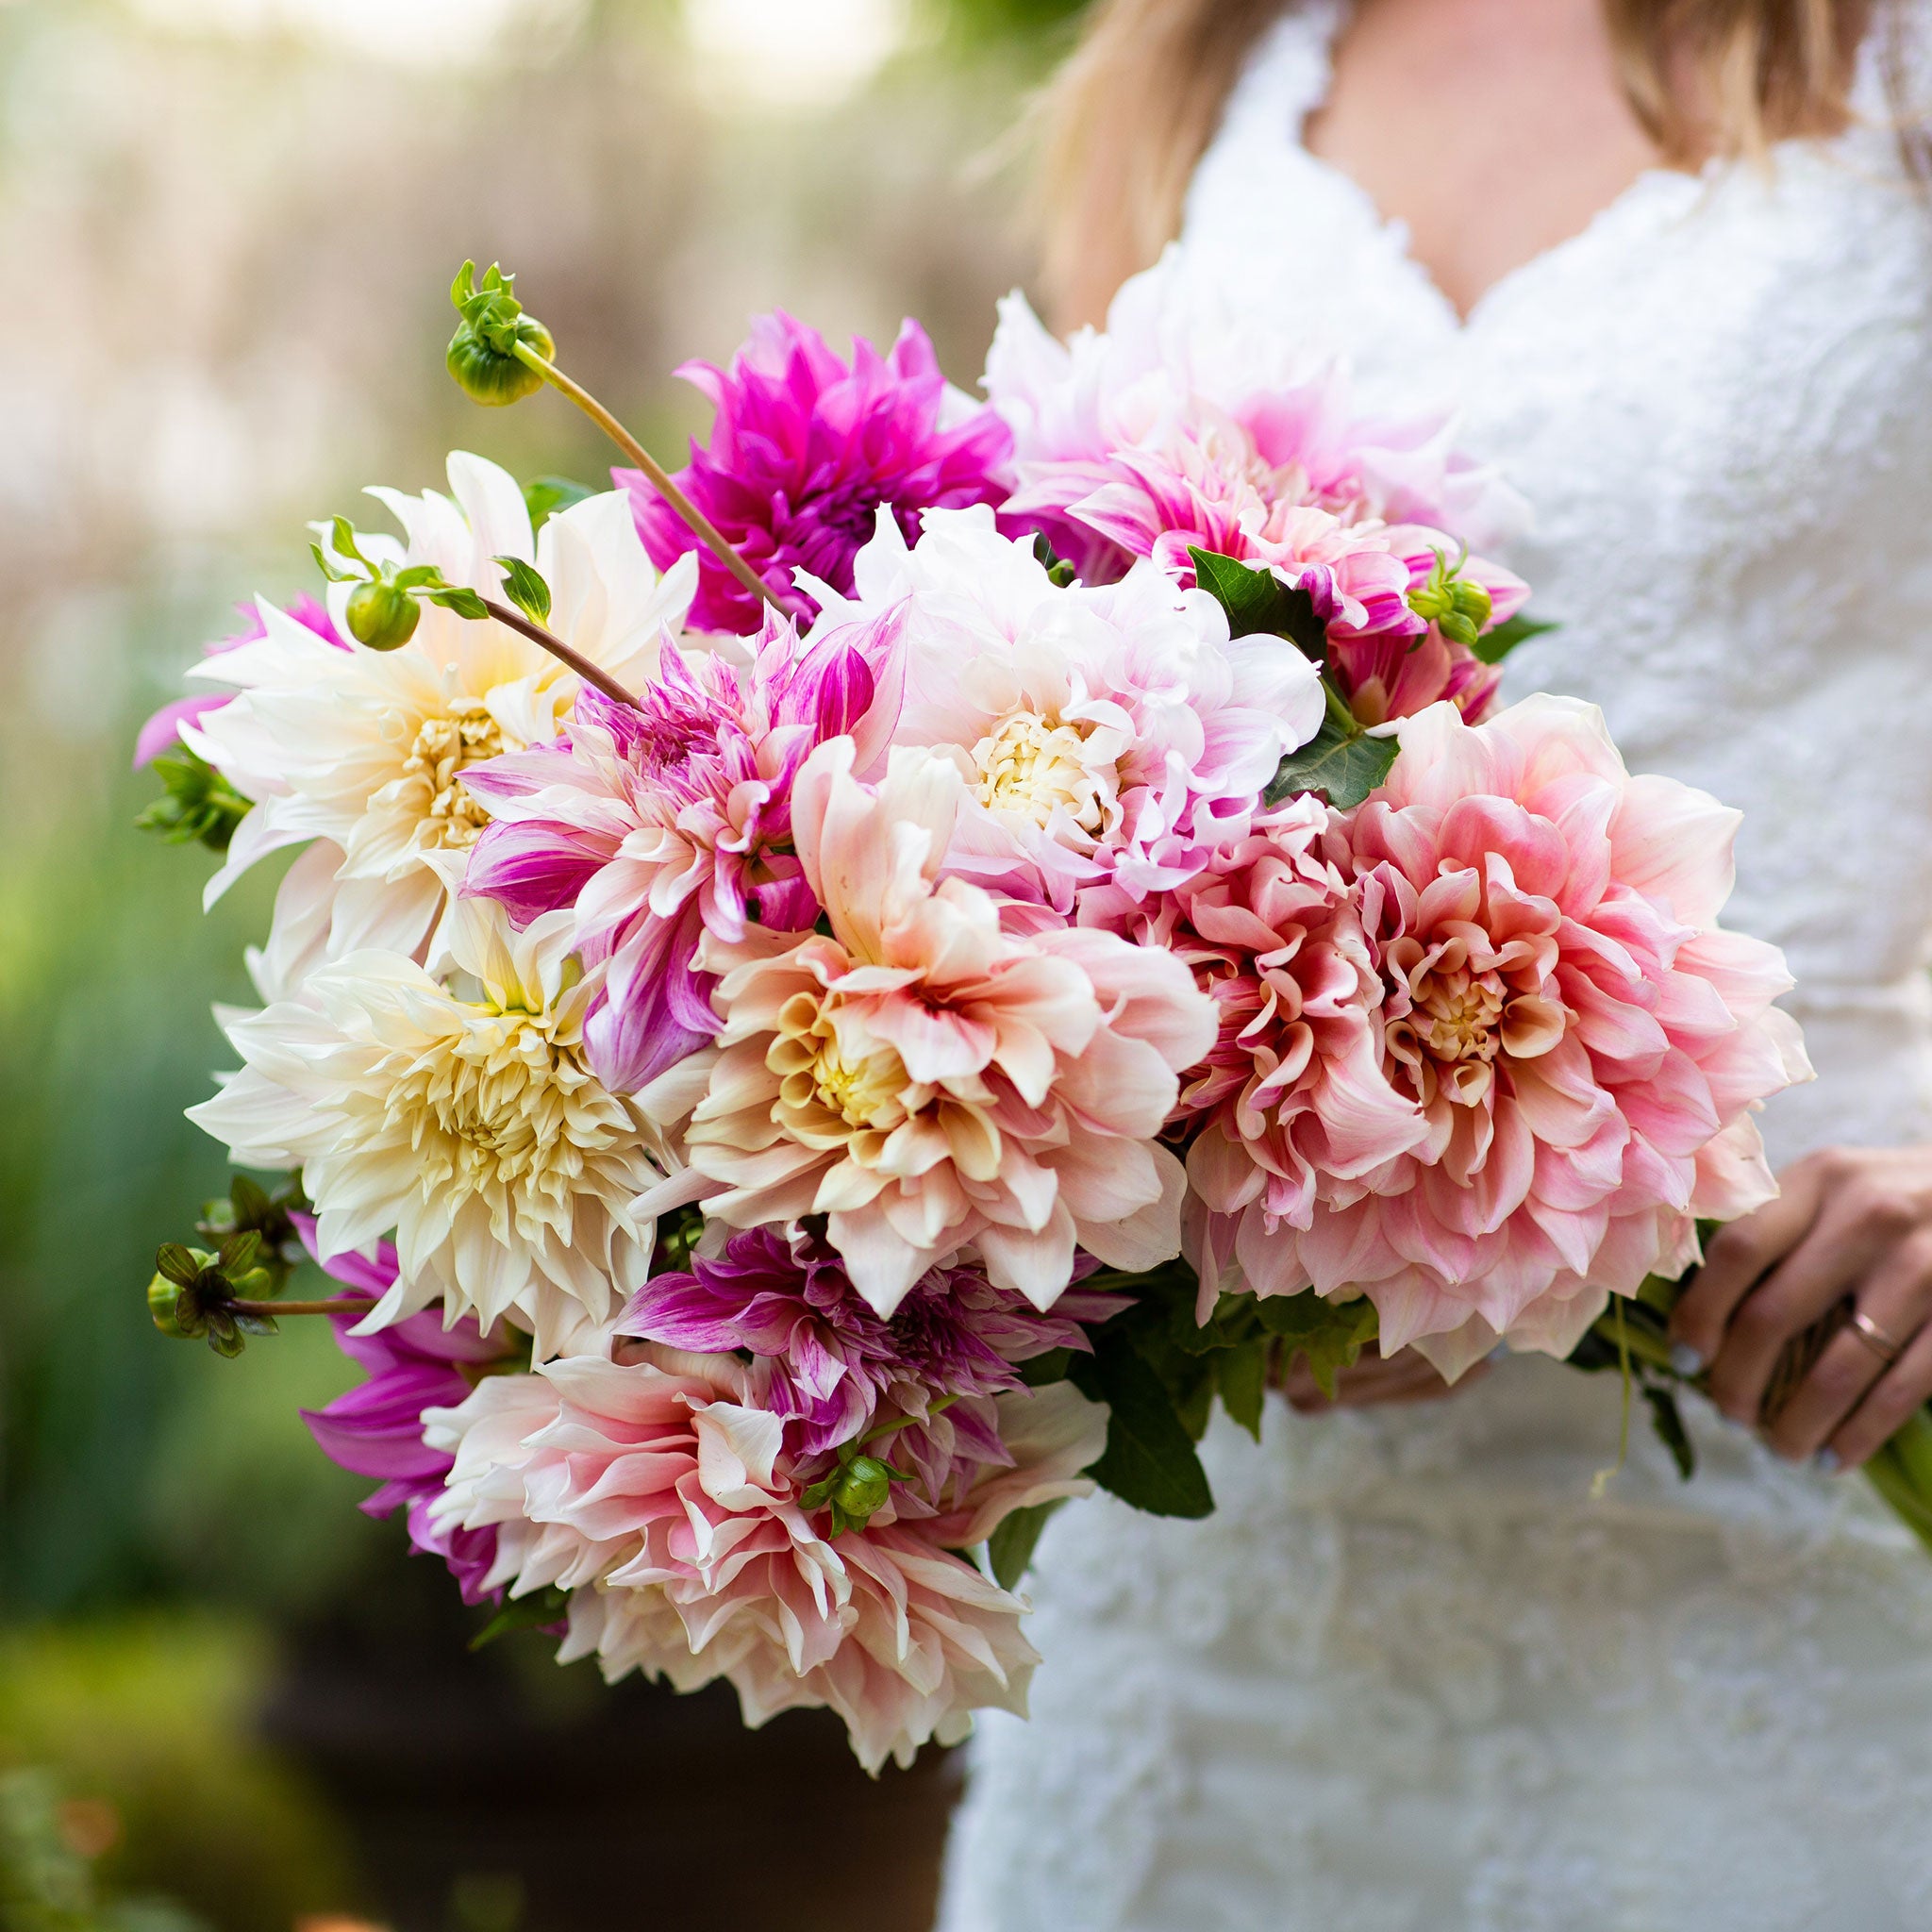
[141,255,1819,1770]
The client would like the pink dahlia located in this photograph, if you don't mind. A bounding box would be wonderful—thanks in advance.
[621,1227,1122,1457]
[623,313,1013,636]
[1131,797,1429,1315]
[1054,424,1528,725]
[424,1345,1106,1772]
[461,616,898,1092]
[684,738,1220,1313]
[135,593,344,770]
[1280,697,1811,1379]
[292,1217,508,1604]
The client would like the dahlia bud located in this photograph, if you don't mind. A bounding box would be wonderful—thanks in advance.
[831,1455,897,1528]
[1408,550,1493,648]
[144,1233,277,1358]
[446,260,556,407]
[344,577,421,652]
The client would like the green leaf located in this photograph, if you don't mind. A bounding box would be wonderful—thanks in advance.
[427,584,491,623]
[524,475,594,534]
[1068,1333,1214,1519]
[155,1243,202,1289]
[494,556,553,625]
[1473,611,1557,666]
[136,746,253,853]
[469,1585,570,1651]
[1217,1341,1269,1442]
[986,1498,1066,1591]
[1254,1294,1379,1399]
[1641,1385,1695,1482]
[232,1311,280,1339]
[1188,548,1326,658]
[1264,700,1400,809]
[1018,1346,1074,1387]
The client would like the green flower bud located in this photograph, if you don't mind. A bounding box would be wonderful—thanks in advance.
[147,1272,204,1340]
[447,260,556,408]
[345,577,422,652]
[833,1455,897,1528]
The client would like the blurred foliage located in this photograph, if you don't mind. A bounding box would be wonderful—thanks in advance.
[0,1619,358,1932]
[935,0,1089,47]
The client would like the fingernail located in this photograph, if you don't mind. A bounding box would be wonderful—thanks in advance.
[1669,1341,1706,1376]
[1814,1447,1842,1476]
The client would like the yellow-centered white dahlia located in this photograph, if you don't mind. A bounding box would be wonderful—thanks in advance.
[185,452,696,979]
[680,740,1219,1314]
[188,888,687,1357]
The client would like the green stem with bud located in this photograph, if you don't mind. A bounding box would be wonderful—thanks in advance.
[474,592,641,710]
[509,342,790,619]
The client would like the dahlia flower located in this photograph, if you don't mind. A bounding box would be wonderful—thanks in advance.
[984,251,1524,582]
[1138,797,1430,1310]
[1272,697,1812,1380]
[621,1227,1123,1457]
[624,312,1012,635]
[294,1220,507,1604]
[1057,424,1528,724]
[802,506,1324,913]
[186,452,696,970]
[683,738,1220,1312]
[135,593,343,771]
[187,890,684,1358]
[423,1344,1107,1772]
[460,612,898,1092]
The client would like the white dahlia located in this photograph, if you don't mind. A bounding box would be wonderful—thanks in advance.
[186,451,696,973]
[188,889,686,1357]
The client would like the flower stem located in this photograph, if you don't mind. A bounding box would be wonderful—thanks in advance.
[228,1296,370,1318]
[510,342,787,618]
[475,594,641,710]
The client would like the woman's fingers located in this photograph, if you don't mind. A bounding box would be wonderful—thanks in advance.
[1669,1158,1828,1370]
[1762,1229,1932,1459]
[1826,1320,1932,1470]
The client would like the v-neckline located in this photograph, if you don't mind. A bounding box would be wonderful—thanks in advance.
[1278,0,1762,334]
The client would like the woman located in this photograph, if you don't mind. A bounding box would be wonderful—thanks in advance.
[939,1,1932,1925]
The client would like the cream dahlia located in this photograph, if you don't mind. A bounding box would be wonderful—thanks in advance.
[186,452,696,970]
[187,887,682,1357]
[680,738,1220,1313]
[423,1345,1106,1773]
[802,506,1324,915]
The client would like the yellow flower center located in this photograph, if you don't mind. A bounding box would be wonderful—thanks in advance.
[971,708,1110,834]
[405,709,505,848]
[1414,967,1506,1065]
[768,990,913,1136]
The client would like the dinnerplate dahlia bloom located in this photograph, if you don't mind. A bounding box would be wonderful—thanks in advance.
[621,1227,1122,1457]
[802,506,1324,914]
[424,1345,1107,1772]
[185,452,695,972]
[1267,697,1812,1380]
[188,889,683,1357]
[983,250,1524,581]
[682,738,1220,1313]
[460,613,899,1092]
[624,312,1012,634]
[294,1221,508,1604]
[1144,796,1431,1314]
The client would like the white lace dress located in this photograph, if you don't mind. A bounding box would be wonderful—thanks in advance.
[937,8,1932,1928]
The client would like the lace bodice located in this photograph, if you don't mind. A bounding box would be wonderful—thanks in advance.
[939,8,1932,1928]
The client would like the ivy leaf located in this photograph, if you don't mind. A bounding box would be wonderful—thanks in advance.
[1642,1385,1696,1482]
[1253,1294,1379,1399]
[1068,1333,1214,1519]
[1188,547,1326,659]
[986,1498,1066,1591]
[470,1586,570,1651]
[1264,702,1399,809]
[1217,1341,1269,1442]
[494,556,554,625]
[1473,611,1557,666]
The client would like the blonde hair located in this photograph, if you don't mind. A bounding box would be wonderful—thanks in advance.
[1039,0,1905,326]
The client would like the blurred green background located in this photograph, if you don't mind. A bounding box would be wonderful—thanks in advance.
[0,2,1085,1924]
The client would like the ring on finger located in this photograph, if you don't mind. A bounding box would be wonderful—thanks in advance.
[1849,1307,1914,1366]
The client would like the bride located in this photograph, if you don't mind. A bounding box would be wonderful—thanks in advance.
[938,1,1932,1925]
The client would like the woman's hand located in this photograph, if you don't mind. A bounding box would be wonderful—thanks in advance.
[1669,1145,1932,1469]
[1280,1348,1488,1413]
